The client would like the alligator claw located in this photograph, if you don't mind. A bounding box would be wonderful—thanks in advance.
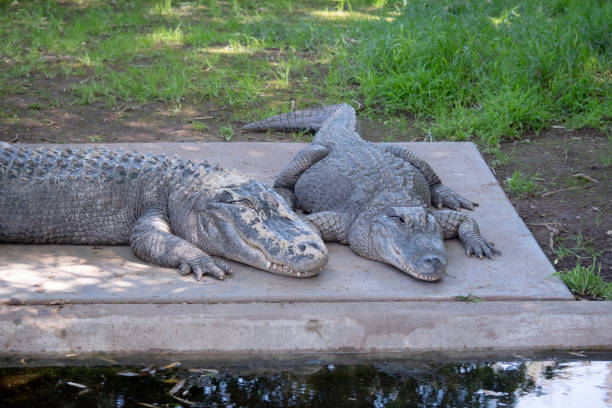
[465,239,500,260]
[180,256,231,281]
[432,185,478,211]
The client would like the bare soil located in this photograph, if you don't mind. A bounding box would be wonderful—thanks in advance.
[483,129,611,282]
[1,98,610,282]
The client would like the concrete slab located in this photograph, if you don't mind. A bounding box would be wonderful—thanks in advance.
[2,301,612,356]
[0,142,572,304]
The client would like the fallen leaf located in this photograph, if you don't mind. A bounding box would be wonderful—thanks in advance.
[169,393,196,406]
[66,381,87,389]
[117,372,140,377]
[140,366,156,375]
[188,368,218,375]
[476,389,508,397]
[169,379,186,395]
[161,361,181,370]
[455,295,485,302]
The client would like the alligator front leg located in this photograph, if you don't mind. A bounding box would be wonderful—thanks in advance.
[380,144,477,210]
[129,208,231,280]
[305,211,350,244]
[433,210,500,259]
[274,144,328,207]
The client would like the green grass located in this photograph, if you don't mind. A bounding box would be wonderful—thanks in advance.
[219,125,234,142]
[504,170,539,198]
[1,0,610,146]
[191,120,209,132]
[554,258,612,300]
[600,135,612,166]
[553,233,603,265]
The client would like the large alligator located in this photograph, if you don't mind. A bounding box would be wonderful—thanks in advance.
[243,104,499,281]
[0,142,328,280]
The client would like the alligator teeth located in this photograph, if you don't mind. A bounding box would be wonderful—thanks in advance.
[296,272,301,277]
[266,261,272,269]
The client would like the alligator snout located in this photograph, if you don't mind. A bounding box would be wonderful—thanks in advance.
[417,255,447,281]
[292,245,329,277]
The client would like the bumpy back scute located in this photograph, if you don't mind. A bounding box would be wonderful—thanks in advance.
[0,143,165,185]
[0,143,249,196]
[120,151,133,163]
[114,165,127,183]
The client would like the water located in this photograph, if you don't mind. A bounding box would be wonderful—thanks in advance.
[1,358,611,407]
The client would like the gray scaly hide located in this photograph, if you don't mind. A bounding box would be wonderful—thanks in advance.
[243,104,499,281]
[0,142,328,280]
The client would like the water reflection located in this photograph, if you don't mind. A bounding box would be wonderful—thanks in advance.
[0,360,611,407]
[517,361,612,407]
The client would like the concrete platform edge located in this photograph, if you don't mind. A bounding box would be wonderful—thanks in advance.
[2,301,611,359]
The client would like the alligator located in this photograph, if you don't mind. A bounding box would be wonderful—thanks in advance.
[0,142,328,280]
[243,104,499,281]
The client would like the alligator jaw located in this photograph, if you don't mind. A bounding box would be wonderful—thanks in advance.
[387,249,447,282]
[240,233,328,278]
[207,210,328,278]
[263,258,326,278]
[399,264,444,282]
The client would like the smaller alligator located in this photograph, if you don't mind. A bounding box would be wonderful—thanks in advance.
[244,104,499,281]
[0,142,328,280]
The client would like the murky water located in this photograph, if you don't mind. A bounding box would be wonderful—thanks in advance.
[1,359,611,407]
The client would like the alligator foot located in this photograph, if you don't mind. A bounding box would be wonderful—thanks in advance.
[457,217,500,259]
[434,210,500,259]
[431,184,478,211]
[179,254,232,281]
[461,234,499,259]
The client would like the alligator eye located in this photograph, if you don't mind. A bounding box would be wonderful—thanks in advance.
[232,198,257,209]
[389,215,404,224]
[261,191,279,209]
[390,215,410,225]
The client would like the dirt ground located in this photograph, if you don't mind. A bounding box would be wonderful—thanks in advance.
[1,97,610,282]
[483,129,611,283]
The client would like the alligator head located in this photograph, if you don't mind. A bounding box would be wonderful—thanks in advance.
[348,206,447,281]
[172,179,328,277]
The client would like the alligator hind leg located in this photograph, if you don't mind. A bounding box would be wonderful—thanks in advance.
[430,184,477,211]
[380,144,477,210]
[305,211,350,244]
[130,208,232,281]
[274,144,328,207]
[433,210,500,259]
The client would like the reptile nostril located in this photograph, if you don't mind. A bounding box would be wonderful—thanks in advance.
[423,256,443,267]
[302,241,321,251]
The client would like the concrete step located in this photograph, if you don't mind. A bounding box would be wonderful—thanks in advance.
[2,142,599,359]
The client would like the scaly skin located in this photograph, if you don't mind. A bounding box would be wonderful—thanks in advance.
[0,142,328,280]
[243,104,499,281]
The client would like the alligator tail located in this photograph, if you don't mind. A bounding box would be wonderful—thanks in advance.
[242,104,347,133]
